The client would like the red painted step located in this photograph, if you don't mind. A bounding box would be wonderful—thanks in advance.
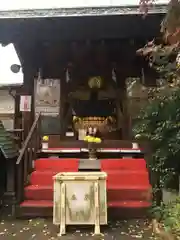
[108,201,151,208]
[106,171,149,186]
[20,200,53,208]
[30,170,149,186]
[24,184,152,201]
[35,158,79,171]
[107,185,152,201]
[101,159,147,171]
[24,185,53,201]
[30,171,59,185]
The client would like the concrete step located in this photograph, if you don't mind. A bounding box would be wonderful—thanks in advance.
[18,200,151,218]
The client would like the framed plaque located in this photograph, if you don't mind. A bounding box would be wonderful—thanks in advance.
[35,78,60,115]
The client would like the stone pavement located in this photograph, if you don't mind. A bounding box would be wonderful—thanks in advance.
[0,214,156,240]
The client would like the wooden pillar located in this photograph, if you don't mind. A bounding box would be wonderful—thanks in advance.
[116,70,131,140]
[4,156,16,211]
[14,94,20,130]
[60,63,74,139]
[122,87,131,140]
[21,63,36,140]
[115,89,122,130]
[59,71,66,139]
[15,41,39,140]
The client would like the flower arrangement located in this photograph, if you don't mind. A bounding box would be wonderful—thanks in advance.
[42,136,49,149]
[84,135,102,143]
[84,130,102,160]
[42,136,49,141]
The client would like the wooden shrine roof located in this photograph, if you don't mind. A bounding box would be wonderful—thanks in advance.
[0,4,167,19]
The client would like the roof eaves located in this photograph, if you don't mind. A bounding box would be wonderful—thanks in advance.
[0,83,23,88]
[0,4,167,19]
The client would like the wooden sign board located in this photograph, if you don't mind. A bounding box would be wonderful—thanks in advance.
[34,78,60,114]
[20,95,32,112]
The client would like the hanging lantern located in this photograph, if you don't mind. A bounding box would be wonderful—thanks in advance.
[88,76,102,89]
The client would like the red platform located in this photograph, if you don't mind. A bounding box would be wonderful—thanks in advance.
[20,154,151,217]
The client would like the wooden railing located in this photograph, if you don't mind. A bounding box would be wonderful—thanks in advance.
[16,113,41,203]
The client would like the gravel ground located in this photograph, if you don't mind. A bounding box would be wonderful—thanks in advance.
[0,213,157,240]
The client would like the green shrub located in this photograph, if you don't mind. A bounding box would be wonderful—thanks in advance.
[161,197,180,236]
[133,88,180,191]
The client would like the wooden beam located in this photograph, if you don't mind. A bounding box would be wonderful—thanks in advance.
[121,87,131,140]
[59,72,66,139]
[61,104,72,138]
[14,94,20,130]
[114,89,123,131]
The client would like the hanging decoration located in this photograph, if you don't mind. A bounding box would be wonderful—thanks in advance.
[66,68,70,83]
[88,76,103,89]
[112,68,117,83]
[66,63,72,83]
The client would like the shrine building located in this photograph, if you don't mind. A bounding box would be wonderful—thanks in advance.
[0,4,166,217]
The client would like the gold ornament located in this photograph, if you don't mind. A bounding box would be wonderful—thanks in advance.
[88,76,102,89]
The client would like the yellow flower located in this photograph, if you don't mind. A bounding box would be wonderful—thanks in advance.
[94,138,102,143]
[84,136,102,143]
[84,136,89,141]
[43,136,49,141]
[88,137,94,142]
